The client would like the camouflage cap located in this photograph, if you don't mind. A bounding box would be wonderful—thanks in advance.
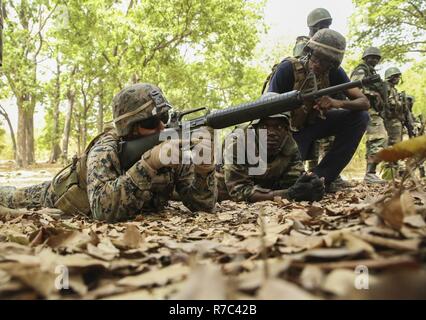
[112,83,171,137]
[293,36,310,58]
[305,29,346,66]
[384,67,401,80]
[307,8,332,27]
[362,46,381,59]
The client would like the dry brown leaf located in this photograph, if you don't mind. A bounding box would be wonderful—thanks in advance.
[87,238,120,261]
[217,212,233,221]
[322,269,378,297]
[5,231,29,245]
[280,230,323,250]
[103,282,184,300]
[285,209,312,223]
[46,229,92,249]
[403,214,426,228]
[300,265,324,291]
[237,235,278,254]
[378,192,415,230]
[306,206,325,218]
[375,135,426,162]
[8,267,58,298]
[171,264,227,299]
[257,278,320,300]
[121,224,144,249]
[354,233,420,251]
[299,248,365,261]
[294,255,417,270]
[118,263,189,287]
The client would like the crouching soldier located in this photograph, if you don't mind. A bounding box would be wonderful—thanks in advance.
[216,111,325,203]
[0,83,217,222]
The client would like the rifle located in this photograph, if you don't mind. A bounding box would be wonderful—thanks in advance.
[399,91,416,137]
[118,75,381,171]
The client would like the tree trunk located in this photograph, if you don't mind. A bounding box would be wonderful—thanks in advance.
[49,58,62,163]
[16,103,27,167]
[0,105,17,161]
[25,106,35,164]
[61,91,74,163]
[76,112,81,155]
[97,93,104,134]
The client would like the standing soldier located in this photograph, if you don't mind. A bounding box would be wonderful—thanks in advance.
[406,95,425,178]
[383,67,404,146]
[293,8,333,58]
[382,67,404,178]
[350,47,387,184]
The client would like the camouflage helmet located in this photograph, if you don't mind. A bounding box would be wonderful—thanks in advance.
[251,92,290,125]
[407,95,415,103]
[307,8,332,27]
[112,83,171,137]
[384,67,401,80]
[293,36,310,58]
[305,29,346,66]
[362,46,381,59]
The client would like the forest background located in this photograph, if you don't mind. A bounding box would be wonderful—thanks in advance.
[0,0,424,177]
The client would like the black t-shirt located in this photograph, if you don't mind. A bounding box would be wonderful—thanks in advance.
[268,60,350,93]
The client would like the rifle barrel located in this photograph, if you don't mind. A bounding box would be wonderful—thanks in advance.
[205,90,301,129]
[301,75,381,100]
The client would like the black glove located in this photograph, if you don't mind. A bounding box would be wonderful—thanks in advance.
[287,173,325,202]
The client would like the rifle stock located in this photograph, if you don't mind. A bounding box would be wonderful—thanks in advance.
[118,75,380,171]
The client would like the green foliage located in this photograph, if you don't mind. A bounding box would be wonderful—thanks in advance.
[398,60,426,116]
[0,123,5,154]
[349,0,425,62]
[2,0,267,159]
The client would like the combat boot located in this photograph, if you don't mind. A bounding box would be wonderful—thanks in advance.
[325,176,352,193]
[364,162,386,184]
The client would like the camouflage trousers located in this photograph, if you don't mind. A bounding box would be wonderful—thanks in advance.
[384,117,403,146]
[366,112,387,161]
[382,117,403,179]
[0,181,56,209]
[305,137,334,171]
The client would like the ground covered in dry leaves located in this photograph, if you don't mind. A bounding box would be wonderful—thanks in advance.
[1,181,426,300]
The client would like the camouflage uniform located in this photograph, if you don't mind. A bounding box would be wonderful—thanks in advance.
[0,83,217,222]
[350,47,388,184]
[412,113,425,177]
[351,63,387,158]
[217,124,304,202]
[380,68,404,178]
[0,182,56,210]
[384,83,403,146]
[293,8,334,171]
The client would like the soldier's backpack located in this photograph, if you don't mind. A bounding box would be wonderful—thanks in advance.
[261,56,330,130]
[50,128,117,216]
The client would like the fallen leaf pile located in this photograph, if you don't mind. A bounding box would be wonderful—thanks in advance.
[1,182,426,299]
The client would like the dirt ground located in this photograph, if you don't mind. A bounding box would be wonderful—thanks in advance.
[0,163,425,300]
[0,161,62,188]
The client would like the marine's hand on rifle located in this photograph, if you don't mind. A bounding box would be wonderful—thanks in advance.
[313,96,343,111]
[140,139,183,174]
[191,126,215,175]
[287,173,325,202]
